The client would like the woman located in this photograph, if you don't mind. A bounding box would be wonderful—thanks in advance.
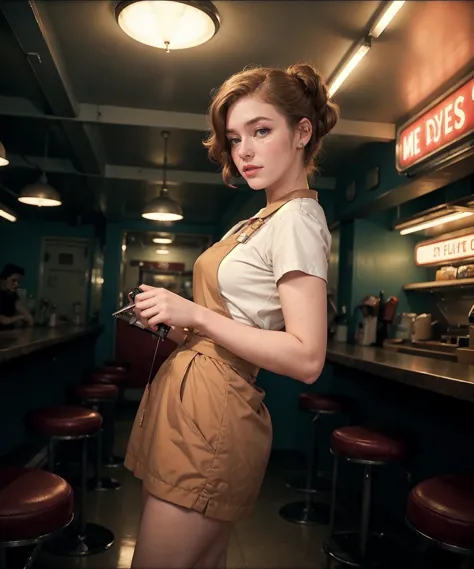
[125,62,339,568]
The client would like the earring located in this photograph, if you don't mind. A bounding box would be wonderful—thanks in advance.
[299,143,304,148]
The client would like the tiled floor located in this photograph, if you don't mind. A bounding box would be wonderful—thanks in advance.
[9,406,466,569]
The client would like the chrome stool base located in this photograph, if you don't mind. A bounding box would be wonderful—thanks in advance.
[323,530,400,568]
[104,455,123,469]
[44,523,114,557]
[279,500,330,526]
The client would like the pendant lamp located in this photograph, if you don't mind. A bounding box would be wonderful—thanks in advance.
[142,131,183,222]
[116,0,220,53]
[18,127,62,207]
[18,173,62,207]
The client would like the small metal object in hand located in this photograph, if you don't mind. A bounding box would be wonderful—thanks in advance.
[112,287,171,339]
[112,286,171,427]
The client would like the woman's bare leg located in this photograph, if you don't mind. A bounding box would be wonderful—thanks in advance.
[141,484,149,510]
[131,494,232,569]
[193,524,232,569]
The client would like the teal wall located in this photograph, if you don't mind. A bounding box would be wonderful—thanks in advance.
[335,141,407,219]
[0,219,100,319]
[0,220,97,297]
[350,213,429,313]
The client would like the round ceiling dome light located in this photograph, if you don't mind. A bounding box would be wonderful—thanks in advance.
[116,0,220,53]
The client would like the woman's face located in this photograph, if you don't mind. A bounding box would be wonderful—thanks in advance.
[226,95,304,192]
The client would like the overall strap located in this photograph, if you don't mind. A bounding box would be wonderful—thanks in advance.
[236,189,318,243]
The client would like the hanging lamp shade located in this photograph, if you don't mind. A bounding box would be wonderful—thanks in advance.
[0,141,9,167]
[116,0,220,52]
[142,188,183,221]
[18,173,62,207]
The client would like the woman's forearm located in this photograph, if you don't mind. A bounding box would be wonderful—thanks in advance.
[194,305,324,384]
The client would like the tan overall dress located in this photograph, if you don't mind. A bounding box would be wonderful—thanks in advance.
[124,189,318,522]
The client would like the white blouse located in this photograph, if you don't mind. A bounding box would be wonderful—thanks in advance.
[217,197,331,329]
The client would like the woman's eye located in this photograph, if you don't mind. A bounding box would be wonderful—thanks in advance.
[228,138,240,146]
[255,128,270,137]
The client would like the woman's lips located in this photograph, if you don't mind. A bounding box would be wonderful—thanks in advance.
[244,167,262,177]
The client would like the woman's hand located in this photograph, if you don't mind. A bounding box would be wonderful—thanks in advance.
[133,284,202,331]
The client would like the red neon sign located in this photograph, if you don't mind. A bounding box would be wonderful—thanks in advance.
[396,75,474,173]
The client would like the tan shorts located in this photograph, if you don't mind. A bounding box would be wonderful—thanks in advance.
[124,338,273,522]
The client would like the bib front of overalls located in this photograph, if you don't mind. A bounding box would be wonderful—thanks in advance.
[124,189,318,521]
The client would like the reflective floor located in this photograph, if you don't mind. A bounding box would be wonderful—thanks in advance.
[8,404,466,569]
[30,408,333,569]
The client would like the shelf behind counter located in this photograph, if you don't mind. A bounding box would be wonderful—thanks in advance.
[0,324,102,365]
[326,340,474,403]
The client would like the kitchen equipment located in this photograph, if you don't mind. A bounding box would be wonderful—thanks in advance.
[411,313,435,342]
[355,295,378,346]
[456,347,474,365]
[393,312,436,342]
[393,313,416,340]
[376,295,399,346]
[334,305,348,343]
[383,296,399,325]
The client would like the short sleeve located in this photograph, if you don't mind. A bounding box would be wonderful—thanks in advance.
[270,207,331,284]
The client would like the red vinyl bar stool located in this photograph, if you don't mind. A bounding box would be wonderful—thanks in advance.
[88,368,128,468]
[72,383,121,492]
[323,425,408,568]
[104,360,130,373]
[406,474,474,568]
[279,393,350,526]
[27,405,114,557]
[0,467,73,569]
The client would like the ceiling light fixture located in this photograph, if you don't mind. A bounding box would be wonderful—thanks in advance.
[116,0,220,53]
[0,141,9,167]
[328,39,371,97]
[18,173,62,207]
[395,206,474,235]
[0,204,16,222]
[153,235,173,244]
[328,1,406,97]
[156,248,170,255]
[18,127,62,207]
[370,1,406,39]
[142,131,183,222]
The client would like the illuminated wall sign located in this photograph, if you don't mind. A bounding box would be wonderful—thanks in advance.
[396,74,474,173]
[415,232,474,266]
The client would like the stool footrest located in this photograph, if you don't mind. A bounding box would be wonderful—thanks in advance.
[43,522,114,557]
[323,530,402,568]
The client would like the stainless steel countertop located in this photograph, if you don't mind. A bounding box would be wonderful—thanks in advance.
[0,324,102,364]
[326,340,474,402]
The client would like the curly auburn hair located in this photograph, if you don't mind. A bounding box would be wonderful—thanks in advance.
[203,63,339,186]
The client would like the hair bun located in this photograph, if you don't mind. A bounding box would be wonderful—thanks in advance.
[287,63,339,138]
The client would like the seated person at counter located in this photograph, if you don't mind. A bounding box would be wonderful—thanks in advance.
[0,263,34,329]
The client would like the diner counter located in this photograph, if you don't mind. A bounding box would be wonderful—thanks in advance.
[0,324,102,364]
[326,340,474,403]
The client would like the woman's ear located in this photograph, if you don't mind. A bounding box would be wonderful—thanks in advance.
[296,117,312,148]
